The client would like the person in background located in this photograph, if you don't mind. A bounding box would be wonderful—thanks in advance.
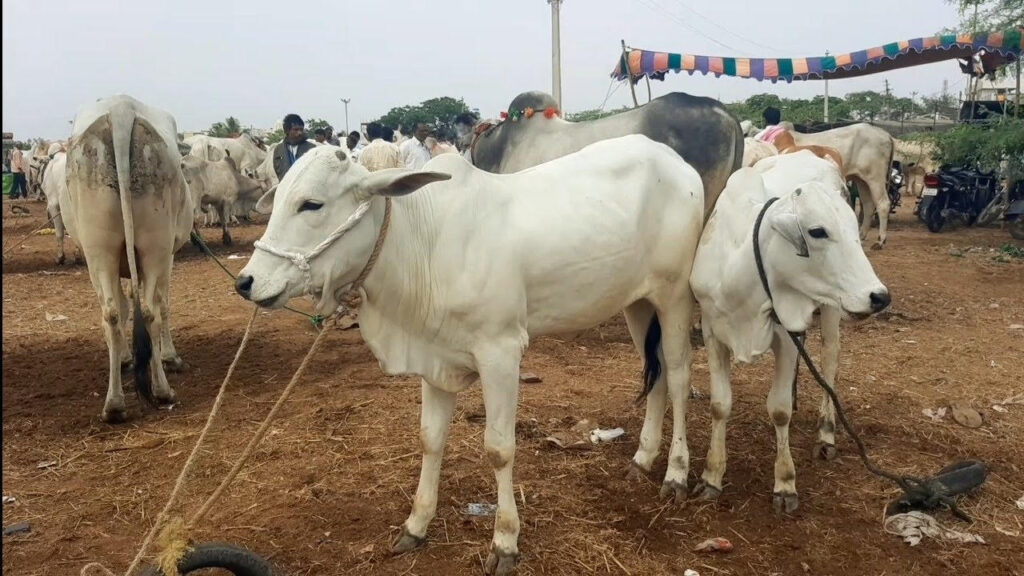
[313,128,327,145]
[754,106,785,144]
[382,126,396,143]
[346,131,363,161]
[324,126,340,146]
[10,148,27,199]
[399,123,433,169]
[358,122,402,172]
[272,114,316,181]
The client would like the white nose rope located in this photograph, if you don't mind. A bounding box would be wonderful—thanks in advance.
[253,199,374,297]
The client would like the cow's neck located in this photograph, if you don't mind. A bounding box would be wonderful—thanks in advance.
[352,192,474,387]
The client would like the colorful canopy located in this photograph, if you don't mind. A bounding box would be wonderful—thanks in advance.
[611,28,1023,84]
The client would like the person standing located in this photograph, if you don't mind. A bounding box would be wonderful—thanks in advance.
[357,122,402,172]
[272,114,316,181]
[399,123,432,169]
[754,106,785,144]
[10,148,27,199]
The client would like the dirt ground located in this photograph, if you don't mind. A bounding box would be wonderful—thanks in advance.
[3,197,1023,576]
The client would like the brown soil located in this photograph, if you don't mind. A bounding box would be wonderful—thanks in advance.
[3,198,1023,576]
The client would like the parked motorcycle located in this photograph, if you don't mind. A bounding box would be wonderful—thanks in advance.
[918,165,999,233]
[887,161,904,213]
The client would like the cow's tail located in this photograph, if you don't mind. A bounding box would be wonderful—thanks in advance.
[109,102,155,407]
[636,313,663,404]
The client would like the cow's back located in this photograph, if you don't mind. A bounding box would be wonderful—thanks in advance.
[792,124,891,179]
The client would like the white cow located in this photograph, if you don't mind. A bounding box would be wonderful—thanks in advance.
[690,152,890,514]
[63,94,194,422]
[41,151,71,264]
[742,137,778,167]
[235,136,706,575]
[186,133,267,176]
[181,151,265,246]
[787,124,894,249]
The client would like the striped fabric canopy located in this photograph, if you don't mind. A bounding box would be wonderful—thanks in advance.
[611,28,1023,84]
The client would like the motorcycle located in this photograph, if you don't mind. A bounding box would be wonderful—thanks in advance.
[887,161,904,213]
[918,165,999,233]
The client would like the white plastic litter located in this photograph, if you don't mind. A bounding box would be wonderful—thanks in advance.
[922,407,947,422]
[884,511,985,546]
[589,427,625,444]
[45,312,68,322]
[1016,495,1024,510]
[226,253,249,260]
[683,570,700,576]
[2,495,15,505]
[465,503,497,516]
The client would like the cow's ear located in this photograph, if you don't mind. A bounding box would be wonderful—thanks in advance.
[358,168,451,198]
[770,211,809,258]
[255,184,277,214]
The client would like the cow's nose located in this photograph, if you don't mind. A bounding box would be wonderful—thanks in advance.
[869,289,891,313]
[235,274,255,299]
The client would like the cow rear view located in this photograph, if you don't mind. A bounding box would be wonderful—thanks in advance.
[62,94,194,422]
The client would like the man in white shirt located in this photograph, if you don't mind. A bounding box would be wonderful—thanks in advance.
[399,123,433,169]
[358,122,402,172]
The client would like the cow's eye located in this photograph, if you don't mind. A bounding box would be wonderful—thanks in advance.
[808,227,829,239]
[299,200,323,212]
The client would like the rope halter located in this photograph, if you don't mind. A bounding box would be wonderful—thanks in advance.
[253,198,375,299]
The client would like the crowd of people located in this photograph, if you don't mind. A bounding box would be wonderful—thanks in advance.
[273,114,462,182]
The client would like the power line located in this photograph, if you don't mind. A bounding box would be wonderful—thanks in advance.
[633,0,749,55]
[672,1,789,54]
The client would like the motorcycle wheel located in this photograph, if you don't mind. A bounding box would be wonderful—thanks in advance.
[925,200,945,233]
[1010,218,1024,241]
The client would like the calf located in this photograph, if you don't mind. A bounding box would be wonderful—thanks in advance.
[63,94,194,422]
[690,151,890,513]
[235,136,706,575]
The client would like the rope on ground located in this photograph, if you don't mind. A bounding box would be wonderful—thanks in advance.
[80,306,260,576]
[155,315,332,575]
[1,213,57,259]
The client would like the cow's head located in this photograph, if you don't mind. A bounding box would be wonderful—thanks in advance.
[234,146,450,313]
[761,181,889,331]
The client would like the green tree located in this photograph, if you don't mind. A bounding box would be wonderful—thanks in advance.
[947,0,1024,33]
[374,96,475,139]
[843,91,885,121]
[565,107,629,122]
[208,116,242,138]
[932,118,1024,181]
[264,129,284,145]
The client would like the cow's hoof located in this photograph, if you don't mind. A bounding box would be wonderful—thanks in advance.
[163,357,187,373]
[484,547,519,576]
[626,460,650,481]
[102,403,128,424]
[391,527,426,554]
[690,480,722,501]
[154,388,178,407]
[815,442,838,461]
[871,241,884,251]
[772,491,799,514]
[222,233,233,247]
[660,480,687,504]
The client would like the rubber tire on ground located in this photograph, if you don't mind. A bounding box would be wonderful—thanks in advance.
[1010,218,1024,241]
[925,201,945,233]
[139,542,274,576]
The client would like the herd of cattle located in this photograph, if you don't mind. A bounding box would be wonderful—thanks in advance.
[16,91,915,575]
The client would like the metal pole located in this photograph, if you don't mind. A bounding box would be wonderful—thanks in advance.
[823,50,830,123]
[549,0,563,109]
[340,98,351,134]
[1016,58,1021,119]
[622,39,640,107]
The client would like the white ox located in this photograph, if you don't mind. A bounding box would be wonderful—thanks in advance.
[690,151,890,514]
[185,133,267,176]
[41,151,72,264]
[63,95,194,422]
[235,136,706,575]
[181,152,265,246]
[786,124,895,249]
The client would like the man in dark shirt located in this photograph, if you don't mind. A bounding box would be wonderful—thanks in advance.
[272,114,316,181]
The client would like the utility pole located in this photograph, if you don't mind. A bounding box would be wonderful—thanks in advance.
[549,0,563,109]
[340,98,351,134]
[823,50,830,123]
[883,79,892,119]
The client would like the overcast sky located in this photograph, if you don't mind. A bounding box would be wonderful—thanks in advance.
[3,0,972,140]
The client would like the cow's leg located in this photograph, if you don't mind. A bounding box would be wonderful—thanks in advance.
[623,300,667,475]
[816,306,841,460]
[393,379,457,553]
[137,257,176,406]
[50,207,66,265]
[478,343,522,576]
[856,178,876,242]
[693,328,732,500]
[219,202,233,246]
[158,282,185,372]
[117,281,132,370]
[654,296,695,503]
[868,179,891,249]
[84,253,128,422]
[768,330,799,513]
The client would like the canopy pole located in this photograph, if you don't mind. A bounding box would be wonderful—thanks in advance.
[1016,58,1020,119]
[622,39,640,108]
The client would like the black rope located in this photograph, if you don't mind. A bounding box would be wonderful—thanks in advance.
[751,195,974,522]
[189,229,324,329]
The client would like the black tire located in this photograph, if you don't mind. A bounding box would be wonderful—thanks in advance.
[140,542,274,576]
[925,200,945,233]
